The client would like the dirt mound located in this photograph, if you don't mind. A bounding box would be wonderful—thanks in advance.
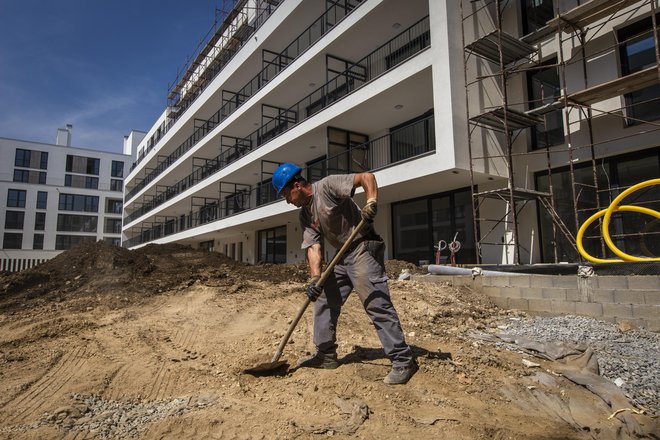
[0,241,242,312]
[0,242,424,315]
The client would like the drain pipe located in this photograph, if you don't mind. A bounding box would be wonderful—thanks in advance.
[427,265,527,277]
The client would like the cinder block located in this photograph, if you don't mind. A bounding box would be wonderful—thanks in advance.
[627,276,660,290]
[614,290,646,305]
[508,298,529,311]
[552,276,578,289]
[490,297,509,309]
[645,290,660,305]
[593,289,615,303]
[508,276,531,288]
[483,286,504,298]
[542,288,567,300]
[451,276,473,287]
[520,287,543,299]
[488,276,510,287]
[530,276,554,288]
[501,287,522,298]
[603,303,633,319]
[644,318,660,332]
[595,276,628,290]
[565,289,582,302]
[632,304,659,320]
[551,300,576,314]
[576,301,604,317]
[528,299,553,313]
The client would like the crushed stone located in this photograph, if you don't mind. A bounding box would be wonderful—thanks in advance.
[497,315,659,413]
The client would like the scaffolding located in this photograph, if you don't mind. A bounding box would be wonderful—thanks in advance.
[461,0,660,265]
[166,0,279,120]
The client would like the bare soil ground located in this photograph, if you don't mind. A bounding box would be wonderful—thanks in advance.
[0,241,657,439]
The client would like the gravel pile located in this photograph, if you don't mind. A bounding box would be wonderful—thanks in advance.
[499,315,659,414]
[39,393,215,438]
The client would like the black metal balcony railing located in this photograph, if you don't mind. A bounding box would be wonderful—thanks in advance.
[123,114,435,247]
[124,17,431,225]
[126,0,365,202]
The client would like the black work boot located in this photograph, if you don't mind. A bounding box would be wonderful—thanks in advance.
[383,360,418,385]
[296,352,340,369]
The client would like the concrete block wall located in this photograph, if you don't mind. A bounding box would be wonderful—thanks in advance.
[413,274,660,332]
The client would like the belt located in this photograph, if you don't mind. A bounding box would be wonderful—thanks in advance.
[343,233,383,255]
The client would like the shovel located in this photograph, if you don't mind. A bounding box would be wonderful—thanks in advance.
[244,218,368,375]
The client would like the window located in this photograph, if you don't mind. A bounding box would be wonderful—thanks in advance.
[36,191,48,209]
[111,160,124,177]
[110,179,123,192]
[527,58,563,149]
[7,189,26,208]
[103,237,121,246]
[66,155,100,175]
[3,233,22,249]
[105,199,123,214]
[55,235,95,250]
[536,149,660,262]
[104,218,122,234]
[15,149,31,167]
[200,240,214,252]
[40,152,49,170]
[521,0,554,35]
[14,149,47,169]
[35,212,46,230]
[65,174,99,189]
[58,193,99,212]
[258,226,287,263]
[13,169,28,182]
[390,112,435,162]
[327,127,369,175]
[619,16,660,124]
[57,214,98,232]
[14,170,46,183]
[5,211,25,229]
[33,234,44,250]
[306,156,327,183]
[392,188,475,265]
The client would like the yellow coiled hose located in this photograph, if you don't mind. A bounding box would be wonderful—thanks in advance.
[576,178,660,263]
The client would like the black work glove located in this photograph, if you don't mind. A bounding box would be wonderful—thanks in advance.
[361,198,378,222]
[306,276,323,302]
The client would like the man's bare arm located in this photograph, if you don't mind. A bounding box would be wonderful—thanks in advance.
[307,243,322,278]
[353,172,378,200]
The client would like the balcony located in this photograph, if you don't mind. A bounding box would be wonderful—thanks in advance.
[127,0,365,199]
[124,17,431,225]
[123,114,436,247]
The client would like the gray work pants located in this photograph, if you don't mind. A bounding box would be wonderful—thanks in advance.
[313,240,414,368]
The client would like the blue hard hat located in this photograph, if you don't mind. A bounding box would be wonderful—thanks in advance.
[272,162,302,195]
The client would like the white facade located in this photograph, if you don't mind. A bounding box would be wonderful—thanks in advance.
[123,0,659,266]
[0,128,132,271]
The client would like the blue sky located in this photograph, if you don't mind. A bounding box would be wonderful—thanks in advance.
[0,0,220,153]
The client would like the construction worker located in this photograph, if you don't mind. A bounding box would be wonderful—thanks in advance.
[272,162,417,385]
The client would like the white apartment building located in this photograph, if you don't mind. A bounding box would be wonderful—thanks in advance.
[0,126,133,271]
[123,0,659,266]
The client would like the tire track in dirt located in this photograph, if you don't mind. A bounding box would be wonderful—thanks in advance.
[3,346,88,424]
[144,290,209,401]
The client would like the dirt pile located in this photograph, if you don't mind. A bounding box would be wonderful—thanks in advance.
[0,242,420,314]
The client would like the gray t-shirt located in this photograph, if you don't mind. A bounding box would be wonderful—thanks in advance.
[300,174,375,250]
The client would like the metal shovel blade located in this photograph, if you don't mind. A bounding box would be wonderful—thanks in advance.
[243,360,288,375]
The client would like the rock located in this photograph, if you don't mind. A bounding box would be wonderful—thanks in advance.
[522,359,540,368]
[618,320,636,332]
